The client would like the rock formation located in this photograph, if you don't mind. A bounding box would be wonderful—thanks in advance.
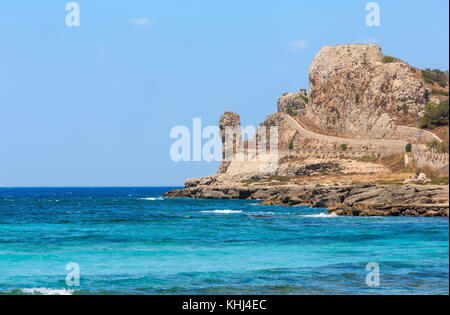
[307,44,427,139]
[218,111,242,174]
[277,89,308,115]
[165,44,449,217]
[164,180,449,217]
[256,44,441,154]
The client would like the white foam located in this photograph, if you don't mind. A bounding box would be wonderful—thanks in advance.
[139,197,164,201]
[201,210,243,214]
[20,288,75,295]
[300,213,339,218]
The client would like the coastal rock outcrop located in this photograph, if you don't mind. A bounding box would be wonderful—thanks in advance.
[218,111,242,174]
[164,180,449,217]
[165,44,449,217]
[277,89,308,115]
[306,44,427,139]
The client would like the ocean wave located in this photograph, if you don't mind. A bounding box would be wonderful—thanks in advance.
[139,197,164,201]
[19,288,75,295]
[300,213,339,218]
[201,210,243,214]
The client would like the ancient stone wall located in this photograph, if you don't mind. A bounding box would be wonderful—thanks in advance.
[414,151,449,172]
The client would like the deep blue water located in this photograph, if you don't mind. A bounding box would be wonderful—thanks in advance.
[0,187,448,295]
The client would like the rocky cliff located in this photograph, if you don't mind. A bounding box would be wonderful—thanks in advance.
[165,179,449,217]
[165,44,449,217]
[277,89,308,115]
[218,111,241,174]
[306,44,428,139]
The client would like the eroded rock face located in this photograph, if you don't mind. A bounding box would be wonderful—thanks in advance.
[277,161,341,177]
[277,90,308,115]
[258,113,289,149]
[307,44,427,139]
[164,43,448,217]
[218,111,242,174]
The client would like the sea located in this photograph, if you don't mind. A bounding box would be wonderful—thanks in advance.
[0,187,448,295]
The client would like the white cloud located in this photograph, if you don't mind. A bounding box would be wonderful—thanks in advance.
[289,40,310,51]
[129,18,154,26]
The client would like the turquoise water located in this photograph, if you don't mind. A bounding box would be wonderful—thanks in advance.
[0,187,448,295]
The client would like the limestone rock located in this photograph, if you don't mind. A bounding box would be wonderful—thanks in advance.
[307,44,427,139]
[277,90,308,115]
[417,173,431,183]
[164,43,449,218]
[218,111,242,174]
[403,173,432,184]
[164,180,449,217]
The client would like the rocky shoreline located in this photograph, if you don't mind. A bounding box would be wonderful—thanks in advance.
[164,179,449,217]
[164,43,449,218]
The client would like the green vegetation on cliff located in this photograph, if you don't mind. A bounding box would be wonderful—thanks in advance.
[405,143,412,153]
[431,89,449,96]
[382,56,395,63]
[420,99,449,129]
[426,130,449,154]
[422,69,449,87]
[299,94,309,104]
[286,105,297,116]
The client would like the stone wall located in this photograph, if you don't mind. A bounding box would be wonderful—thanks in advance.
[414,151,449,172]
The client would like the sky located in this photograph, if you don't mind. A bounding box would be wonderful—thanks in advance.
[0,0,449,187]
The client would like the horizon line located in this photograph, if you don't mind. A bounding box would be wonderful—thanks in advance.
[0,186,183,189]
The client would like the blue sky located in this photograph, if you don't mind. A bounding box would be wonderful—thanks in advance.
[0,0,448,187]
